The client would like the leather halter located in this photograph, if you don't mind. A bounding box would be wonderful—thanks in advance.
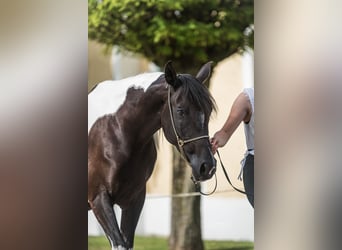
[167,86,209,160]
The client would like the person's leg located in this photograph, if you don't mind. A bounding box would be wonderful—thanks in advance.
[243,154,254,208]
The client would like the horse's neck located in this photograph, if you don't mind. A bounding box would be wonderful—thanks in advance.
[116,82,167,145]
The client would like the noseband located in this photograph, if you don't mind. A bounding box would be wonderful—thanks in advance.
[167,86,209,159]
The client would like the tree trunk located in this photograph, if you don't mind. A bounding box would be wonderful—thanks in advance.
[168,147,204,250]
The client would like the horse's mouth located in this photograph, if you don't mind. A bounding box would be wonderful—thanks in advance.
[191,166,216,184]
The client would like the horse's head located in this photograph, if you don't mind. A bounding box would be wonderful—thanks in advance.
[161,61,217,182]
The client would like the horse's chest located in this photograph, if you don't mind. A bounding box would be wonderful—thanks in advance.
[122,155,155,183]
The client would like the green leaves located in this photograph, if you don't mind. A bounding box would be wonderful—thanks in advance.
[88,0,253,71]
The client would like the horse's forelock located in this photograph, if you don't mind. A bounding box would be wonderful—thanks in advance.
[176,74,217,117]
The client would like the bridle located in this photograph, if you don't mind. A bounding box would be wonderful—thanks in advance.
[167,86,209,158]
[167,86,217,195]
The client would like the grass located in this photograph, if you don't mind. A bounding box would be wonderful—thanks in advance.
[88,236,254,250]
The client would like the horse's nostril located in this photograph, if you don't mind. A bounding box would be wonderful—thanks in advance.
[200,162,208,175]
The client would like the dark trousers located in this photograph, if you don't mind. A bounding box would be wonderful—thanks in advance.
[243,154,254,208]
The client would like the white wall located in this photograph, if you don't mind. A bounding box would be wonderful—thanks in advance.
[88,197,254,241]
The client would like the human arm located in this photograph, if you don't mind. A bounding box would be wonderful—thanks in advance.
[211,92,252,153]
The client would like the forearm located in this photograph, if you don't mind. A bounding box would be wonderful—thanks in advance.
[220,113,243,140]
[211,92,250,151]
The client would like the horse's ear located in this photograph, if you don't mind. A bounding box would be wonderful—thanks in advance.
[164,61,180,88]
[196,61,214,84]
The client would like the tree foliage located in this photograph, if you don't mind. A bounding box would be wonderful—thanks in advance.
[89,0,253,72]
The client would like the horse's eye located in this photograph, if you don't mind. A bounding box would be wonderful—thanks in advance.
[177,108,185,116]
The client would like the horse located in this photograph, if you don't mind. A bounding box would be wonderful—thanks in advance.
[88,61,217,250]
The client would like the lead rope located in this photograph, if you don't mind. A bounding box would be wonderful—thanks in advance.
[217,150,254,196]
[192,150,249,196]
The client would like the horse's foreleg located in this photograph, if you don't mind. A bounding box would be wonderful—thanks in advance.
[120,187,146,249]
[90,191,127,249]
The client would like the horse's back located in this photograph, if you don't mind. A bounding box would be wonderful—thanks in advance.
[88,72,163,132]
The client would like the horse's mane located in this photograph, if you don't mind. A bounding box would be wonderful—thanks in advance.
[176,74,217,117]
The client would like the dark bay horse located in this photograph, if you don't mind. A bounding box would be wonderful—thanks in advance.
[88,61,216,250]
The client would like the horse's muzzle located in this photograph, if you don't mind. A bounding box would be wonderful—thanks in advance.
[191,166,216,184]
[191,160,216,183]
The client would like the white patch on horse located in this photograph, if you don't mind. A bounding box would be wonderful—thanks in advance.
[88,72,163,132]
[110,246,128,250]
[105,235,128,250]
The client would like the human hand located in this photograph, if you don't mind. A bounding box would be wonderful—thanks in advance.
[210,130,229,154]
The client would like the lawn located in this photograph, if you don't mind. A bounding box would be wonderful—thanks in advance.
[88,236,254,250]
